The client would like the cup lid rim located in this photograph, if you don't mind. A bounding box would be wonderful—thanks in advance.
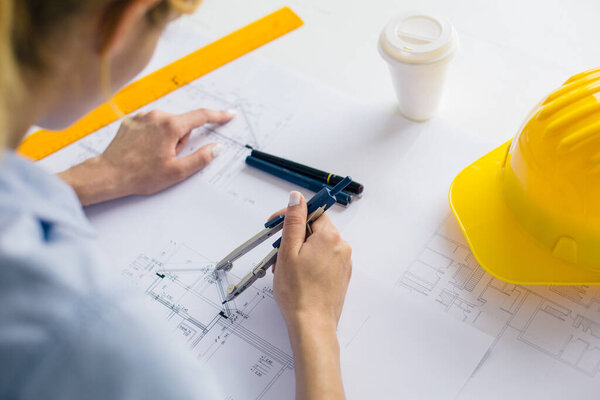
[379,13,458,64]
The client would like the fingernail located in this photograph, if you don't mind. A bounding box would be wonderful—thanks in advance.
[212,143,224,158]
[288,191,301,207]
[226,109,237,117]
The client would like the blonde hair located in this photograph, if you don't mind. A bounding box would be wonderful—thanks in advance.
[0,0,19,147]
[0,0,201,146]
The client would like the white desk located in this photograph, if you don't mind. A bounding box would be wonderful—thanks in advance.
[188,0,600,145]
[182,2,600,398]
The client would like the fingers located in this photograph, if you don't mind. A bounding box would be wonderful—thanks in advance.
[306,213,345,252]
[176,143,223,178]
[267,208,287,222]
[138,108,235,140]
[309,212,333,233]
[176,108,236,137]
[279,191,308,257]
[133,111,149,119]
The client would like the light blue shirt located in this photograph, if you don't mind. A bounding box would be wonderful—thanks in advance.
[0,151,221,399]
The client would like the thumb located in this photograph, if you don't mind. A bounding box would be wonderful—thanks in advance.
[279,191,307,256]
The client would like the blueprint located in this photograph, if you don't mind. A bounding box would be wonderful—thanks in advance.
[396,216,600,399]
[326,113,600,398]
[121,240,296,400]
[85,179,492,400]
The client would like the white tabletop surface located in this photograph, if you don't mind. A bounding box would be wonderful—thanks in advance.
[180,5,600,396]
[187,0,600,145]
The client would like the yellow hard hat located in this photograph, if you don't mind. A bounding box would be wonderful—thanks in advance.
[450,67,600,285]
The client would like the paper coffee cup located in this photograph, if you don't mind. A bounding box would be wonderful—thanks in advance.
[378,13,458,121]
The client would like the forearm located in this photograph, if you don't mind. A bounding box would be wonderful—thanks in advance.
[287,315,345,400]
[58,156,127,206]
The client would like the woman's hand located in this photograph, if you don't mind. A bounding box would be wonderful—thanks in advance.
[273,191,352,400]
[274,191,352,327]
[59,108,234,206]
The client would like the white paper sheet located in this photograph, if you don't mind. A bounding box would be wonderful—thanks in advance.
[85,177,491,400]
[338,271,493,400]
[400,217,600,400]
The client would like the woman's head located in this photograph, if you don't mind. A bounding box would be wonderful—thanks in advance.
[0,0,200,146]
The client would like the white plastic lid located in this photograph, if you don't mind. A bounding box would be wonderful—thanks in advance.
[379,13,458,64]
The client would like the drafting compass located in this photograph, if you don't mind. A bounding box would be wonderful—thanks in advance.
[215,176,353,304]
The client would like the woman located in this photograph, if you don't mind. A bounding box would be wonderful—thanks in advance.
[0,1,352,399]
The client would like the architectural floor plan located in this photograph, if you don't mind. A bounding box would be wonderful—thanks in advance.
[398,216,600,398]
[124,240,295,400]
[86,181,491,400]
[82,157,491,400]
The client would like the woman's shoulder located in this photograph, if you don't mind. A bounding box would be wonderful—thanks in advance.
[0,149,100,293]
[0,151,93,234]
[0,153,112,368]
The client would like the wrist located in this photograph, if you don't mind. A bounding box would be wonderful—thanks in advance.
[285,310,345,400]
[287,311,340,361]
[59,155,128,206]
[285,310,338,341]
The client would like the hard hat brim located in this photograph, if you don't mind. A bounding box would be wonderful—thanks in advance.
[449,140,600,285]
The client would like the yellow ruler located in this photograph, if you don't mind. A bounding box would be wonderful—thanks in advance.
[18,7,303,160]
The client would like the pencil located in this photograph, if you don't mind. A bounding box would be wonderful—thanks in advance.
[246,146,364,195]
[245,156,352,206]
